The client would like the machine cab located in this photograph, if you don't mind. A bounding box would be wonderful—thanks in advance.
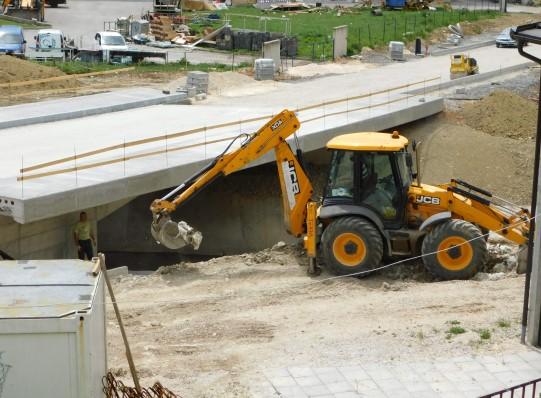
[323,131,413,229]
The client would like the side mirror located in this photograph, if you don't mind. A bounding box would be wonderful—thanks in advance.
[95,33,100,41]
[33,35,37,40]
[22,40,26,44]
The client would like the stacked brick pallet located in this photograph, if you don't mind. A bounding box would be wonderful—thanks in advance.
[150,16,177,41]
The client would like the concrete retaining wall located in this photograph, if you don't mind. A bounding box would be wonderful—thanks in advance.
[333,25,348,59]
[0,199,130,260]
[263,39,281,72]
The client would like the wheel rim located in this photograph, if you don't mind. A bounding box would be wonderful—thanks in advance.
[332,232,366,267]
[436,236,473,271]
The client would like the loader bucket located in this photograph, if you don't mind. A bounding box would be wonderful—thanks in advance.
[151,215,203,250]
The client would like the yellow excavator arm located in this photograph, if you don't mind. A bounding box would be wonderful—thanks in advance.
[150,110,315,251]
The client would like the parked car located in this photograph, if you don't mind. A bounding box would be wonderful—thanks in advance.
[0,25,26,57]
[496,28,517,48]
[94,31,128,51]
[26,29,71,61]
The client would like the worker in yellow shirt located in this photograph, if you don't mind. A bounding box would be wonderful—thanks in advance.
[73,211,96,260]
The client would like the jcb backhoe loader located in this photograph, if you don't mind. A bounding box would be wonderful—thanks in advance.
[150,110,530,280]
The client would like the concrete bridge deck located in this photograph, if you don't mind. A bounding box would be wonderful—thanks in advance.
[0,91,443,224]
[3,42,536,230]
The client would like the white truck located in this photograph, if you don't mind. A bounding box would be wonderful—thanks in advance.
[26,29,70,61]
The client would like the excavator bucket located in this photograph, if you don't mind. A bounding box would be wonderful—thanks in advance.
[151,215,203,250]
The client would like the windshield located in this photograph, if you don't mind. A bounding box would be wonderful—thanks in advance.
[38,33,62,48]
[326,150,354,199]
[0,32,21,45]
[396,152,413,188]
[102,35,126,46]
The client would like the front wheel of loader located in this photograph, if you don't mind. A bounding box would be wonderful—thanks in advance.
[422,220,487,280]
[322,216,383,276]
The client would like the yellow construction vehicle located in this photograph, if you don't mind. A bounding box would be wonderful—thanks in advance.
[1,0,44,22]
[450,54,479,80]
[150,110,530,280]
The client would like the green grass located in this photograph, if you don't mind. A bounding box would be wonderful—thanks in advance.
[40,60,251,75]
[449,320,461,325]
[479,329,491,340]
[188,6,501,59]
[0,16,49,28]
[448,326,466,335]
[497,319,511,328]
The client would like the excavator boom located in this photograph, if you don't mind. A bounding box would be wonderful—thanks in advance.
[150,110,314,250]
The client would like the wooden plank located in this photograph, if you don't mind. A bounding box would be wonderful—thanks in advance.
[18,135,237,181]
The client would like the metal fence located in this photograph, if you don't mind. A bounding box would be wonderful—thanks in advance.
[479,378,541,398]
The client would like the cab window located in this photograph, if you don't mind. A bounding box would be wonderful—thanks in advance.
[326,150,354,199]
[358,153,399,220]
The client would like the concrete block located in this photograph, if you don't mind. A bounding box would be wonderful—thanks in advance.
[332,25,348,60]
[374,378,403,391]
[383,389,413,397]
[262,39,281,72]
[468,369,497,383]
[334,393,361,398]
[288,367,314,378]
[338,366,370,382]
[275,385,307,398]
[402,380,432,393]
[455,360,484,372]
[429,381,457,393]
[301,384,331,396]
[270,375,297,388]
[317,369,346,384]
[325,381,354,393]
[294,376,321,387]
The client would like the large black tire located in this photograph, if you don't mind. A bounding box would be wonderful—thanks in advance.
[322,216,383,276]
[422,220,487,280]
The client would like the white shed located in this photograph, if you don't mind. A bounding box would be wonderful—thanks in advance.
[0,259,106,398]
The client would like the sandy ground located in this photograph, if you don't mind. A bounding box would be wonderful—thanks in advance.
[400,112,535,205]
[107,240,527,398]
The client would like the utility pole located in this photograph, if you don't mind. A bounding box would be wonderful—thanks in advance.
[512,24,541,346]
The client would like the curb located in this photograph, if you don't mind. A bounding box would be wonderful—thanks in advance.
[431,40,496,57]
[0,92,189,130]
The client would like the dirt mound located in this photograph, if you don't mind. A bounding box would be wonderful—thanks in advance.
[400,114,534,204]
[0,55,66,83]
[460,90,537,140]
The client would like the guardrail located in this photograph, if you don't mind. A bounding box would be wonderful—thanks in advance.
[16,76,440,182]
[479,378,541,398]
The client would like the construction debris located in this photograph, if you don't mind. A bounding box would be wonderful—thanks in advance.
[150,15,178,41]
[103,373,179,398]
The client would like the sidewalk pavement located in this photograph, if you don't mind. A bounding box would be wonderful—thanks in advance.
[261,350,541,398]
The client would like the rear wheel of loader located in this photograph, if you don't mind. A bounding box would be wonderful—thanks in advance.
[422,220,487,280]
[322,216,383,276]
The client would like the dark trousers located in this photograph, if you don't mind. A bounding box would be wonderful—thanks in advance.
[78,239,94,260]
